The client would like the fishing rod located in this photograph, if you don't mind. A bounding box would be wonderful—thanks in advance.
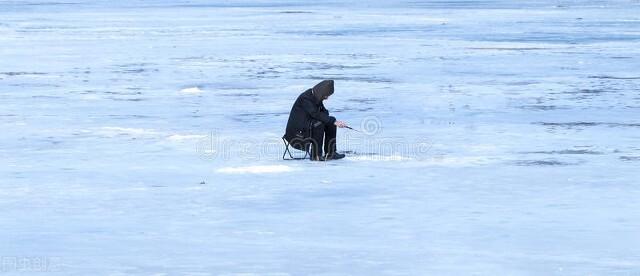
[344,125,361,132]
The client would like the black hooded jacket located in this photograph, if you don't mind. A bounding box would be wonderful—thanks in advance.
[284,80,336,144]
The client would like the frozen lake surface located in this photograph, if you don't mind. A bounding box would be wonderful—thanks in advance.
[1,0,640,275]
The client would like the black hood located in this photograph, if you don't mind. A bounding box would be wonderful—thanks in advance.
[312,80,334,102]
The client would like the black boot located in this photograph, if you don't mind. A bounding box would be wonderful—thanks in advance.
[325,152,345,160]
[312,155,326,161]
[310,143,325,161]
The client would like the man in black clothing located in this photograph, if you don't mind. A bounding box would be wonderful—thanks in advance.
[284,80,347,161]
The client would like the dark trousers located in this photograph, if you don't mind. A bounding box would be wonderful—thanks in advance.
[310,122,336,159]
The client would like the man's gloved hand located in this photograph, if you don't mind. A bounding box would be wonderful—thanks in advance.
[334,120,347,128]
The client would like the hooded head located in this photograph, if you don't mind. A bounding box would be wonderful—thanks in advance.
[312,80,334,102]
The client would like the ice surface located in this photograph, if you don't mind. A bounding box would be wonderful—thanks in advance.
[216,165,295,174]
[1,0,640,275]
